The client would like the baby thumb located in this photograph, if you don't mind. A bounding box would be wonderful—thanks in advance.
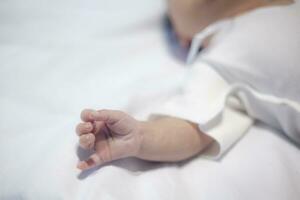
[77,141,127,170]
[77,153,102,170]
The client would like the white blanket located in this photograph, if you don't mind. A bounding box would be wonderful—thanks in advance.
[1,0,300,199]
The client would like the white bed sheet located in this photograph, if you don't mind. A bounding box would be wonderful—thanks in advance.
[0,0,300,199]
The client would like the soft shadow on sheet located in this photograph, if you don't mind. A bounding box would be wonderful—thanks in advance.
[75,145,201,180]
[76,145,165,180]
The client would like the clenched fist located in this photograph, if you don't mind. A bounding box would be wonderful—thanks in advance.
[76,109,143,170]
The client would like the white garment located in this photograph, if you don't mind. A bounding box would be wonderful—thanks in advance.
[148,1,300,158]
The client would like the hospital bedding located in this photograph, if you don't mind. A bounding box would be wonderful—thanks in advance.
[0,0,300,199]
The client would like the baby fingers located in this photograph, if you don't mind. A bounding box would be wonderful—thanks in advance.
[80,108,96,122]
[79,133,96,149]
[76,122,93,136]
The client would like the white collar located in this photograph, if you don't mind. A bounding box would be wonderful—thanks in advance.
[186,19,233,64]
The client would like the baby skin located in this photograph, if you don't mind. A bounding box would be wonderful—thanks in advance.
[76,109,213,170]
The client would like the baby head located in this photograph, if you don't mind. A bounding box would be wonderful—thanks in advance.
[167,0,290,47]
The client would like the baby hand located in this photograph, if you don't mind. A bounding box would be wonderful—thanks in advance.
[75,109,142,170]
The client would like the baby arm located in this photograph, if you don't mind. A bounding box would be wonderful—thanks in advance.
[76,109,213,170]
[138,116,213,162]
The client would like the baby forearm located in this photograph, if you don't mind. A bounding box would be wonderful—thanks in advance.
[137,117,213,162]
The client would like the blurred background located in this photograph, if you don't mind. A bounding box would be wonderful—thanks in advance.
[0,0,186,129]
[0,0,188,198]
